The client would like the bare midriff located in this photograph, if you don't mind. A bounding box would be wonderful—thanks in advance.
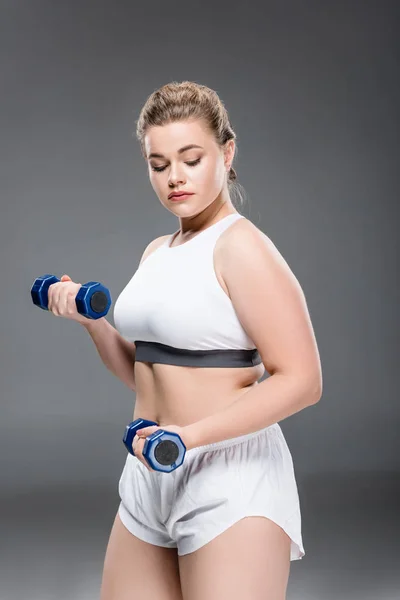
[132,360,265,428]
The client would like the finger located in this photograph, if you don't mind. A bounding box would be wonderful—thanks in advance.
[134,440,154,472]
[53,285,61,316]
[67,289,77,316]
[138,454,153,471]
[137,426,159,438]
[59,287,68,315]
[131,434,140,454]
[49,284,60,314]
[133,441,146,466]
[62,286,75,316]
[47,283,54,312]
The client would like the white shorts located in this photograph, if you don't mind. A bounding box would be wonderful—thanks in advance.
[118,422,305,560]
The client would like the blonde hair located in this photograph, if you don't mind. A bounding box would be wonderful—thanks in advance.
[135,81,247,212]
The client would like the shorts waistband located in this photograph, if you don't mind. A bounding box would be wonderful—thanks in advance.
[184,422,281,458]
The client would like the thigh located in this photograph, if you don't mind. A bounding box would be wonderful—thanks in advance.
[178,516,291,600]
[100,511,183,600]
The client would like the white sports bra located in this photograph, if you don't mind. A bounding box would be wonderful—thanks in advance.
[113,213,261,368]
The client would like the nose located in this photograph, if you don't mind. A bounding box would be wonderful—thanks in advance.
[168,163,186,188]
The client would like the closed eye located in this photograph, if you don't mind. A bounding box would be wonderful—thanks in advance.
[151,158,201,173]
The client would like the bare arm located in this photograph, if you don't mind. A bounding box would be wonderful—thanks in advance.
[82,317,137,391]
[185,220,322,448]
[81,234,170,391]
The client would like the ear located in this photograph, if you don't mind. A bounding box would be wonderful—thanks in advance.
[224,139,235,170]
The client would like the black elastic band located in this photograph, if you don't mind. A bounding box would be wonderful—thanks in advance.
[134,340,262,368]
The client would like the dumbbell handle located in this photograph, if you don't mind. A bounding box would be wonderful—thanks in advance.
[123,419,186,473]
[31,274,111,320]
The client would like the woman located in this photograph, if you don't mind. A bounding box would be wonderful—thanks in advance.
[48,81,322,599]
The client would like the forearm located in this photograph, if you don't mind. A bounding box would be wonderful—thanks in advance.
[184,373,322,449]
[81,317,136,391]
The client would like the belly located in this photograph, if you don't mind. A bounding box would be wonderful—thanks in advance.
[132,361,266,427]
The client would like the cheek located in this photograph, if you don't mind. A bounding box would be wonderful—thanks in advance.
[194,162,223,190]
[149,172,161,191]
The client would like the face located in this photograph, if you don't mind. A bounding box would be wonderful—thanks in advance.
[143,119,235,216]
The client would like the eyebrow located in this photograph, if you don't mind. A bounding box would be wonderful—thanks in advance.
[148,144,204,159]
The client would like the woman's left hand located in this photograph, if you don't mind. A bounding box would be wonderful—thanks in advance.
[133,424,192,471]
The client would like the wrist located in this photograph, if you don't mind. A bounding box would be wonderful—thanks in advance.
[81,316,107,332]
[182,422,203,451]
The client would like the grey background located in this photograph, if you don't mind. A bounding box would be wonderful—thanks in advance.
[1,1,399,599]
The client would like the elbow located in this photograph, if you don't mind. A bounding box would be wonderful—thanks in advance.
[300,363,323,404]
[276,370,323,405]
[294,373,323,405]
[310,387,322,404]
[126,375,137,392]
[308,377,323,404]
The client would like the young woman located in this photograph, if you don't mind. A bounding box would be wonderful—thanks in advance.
[48,81,322,600]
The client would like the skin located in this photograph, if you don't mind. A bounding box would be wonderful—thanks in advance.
[145,118,235,234]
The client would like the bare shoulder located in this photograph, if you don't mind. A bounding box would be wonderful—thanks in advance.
[216,215,298,292]
[219,216,267,242]
[217,216,282,261]
[139,234,170,266]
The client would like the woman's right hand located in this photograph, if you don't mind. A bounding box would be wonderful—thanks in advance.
[47,275,92,325]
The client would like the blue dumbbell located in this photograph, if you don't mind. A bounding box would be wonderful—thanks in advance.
[31,274,111,319]
[123,418,187,473]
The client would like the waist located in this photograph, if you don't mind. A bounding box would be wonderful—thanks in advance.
[133,360,264,428]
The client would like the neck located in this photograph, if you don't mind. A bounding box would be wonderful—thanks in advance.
[177,193,236,237]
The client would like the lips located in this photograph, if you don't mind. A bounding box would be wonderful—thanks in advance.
[168,191,194,199]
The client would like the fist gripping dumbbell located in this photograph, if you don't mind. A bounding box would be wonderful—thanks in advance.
[123,419,187,473]
[31,274,111,319]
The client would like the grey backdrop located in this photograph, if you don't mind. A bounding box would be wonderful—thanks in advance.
[1,1,399,599]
